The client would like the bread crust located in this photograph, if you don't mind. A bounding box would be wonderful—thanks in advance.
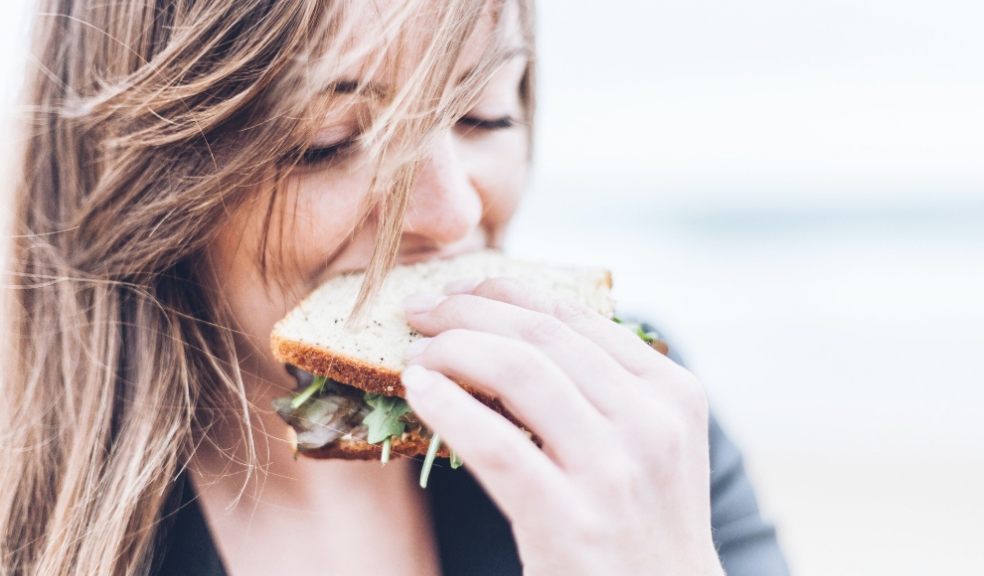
[272,332,407,396]
[271,332,518,421]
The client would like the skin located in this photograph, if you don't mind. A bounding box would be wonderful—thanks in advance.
[195,2,724,575]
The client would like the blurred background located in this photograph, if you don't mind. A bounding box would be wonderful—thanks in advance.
[2,1,982,574]
[513,1,984,575]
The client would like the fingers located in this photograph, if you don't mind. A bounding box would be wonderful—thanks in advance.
[448,276,678,379]
[404,329,612,469]
[400,365,568,519]
[404,292,634,416]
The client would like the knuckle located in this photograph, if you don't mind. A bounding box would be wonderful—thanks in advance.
[416,375,456,412]
[568,464,645,544]
[627,402,686,463]
[442,293,473,316]
[643,366,709,425]
[521,314,569,345]
[637,351,680,382]
[490,343,541,391]
[586,453,646,502]
[469,432,520,474]
[477,276,525,300]
[558,502,608,546]
[425,329,467,357]
[654,413,687,462]
[551,299,594,324]
[427,295,463,325]
[572,515,610,548]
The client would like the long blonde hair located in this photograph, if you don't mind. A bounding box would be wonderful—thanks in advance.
[0,1,535,574]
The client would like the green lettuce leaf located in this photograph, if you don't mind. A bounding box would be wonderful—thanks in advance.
[635,324,658,345]
[362,393,411,444]
[613,316,659,345]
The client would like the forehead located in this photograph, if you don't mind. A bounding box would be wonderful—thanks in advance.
[334,0,524,88]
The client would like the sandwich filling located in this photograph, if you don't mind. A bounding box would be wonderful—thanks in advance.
[273,377,428,451]
[273,375,458,486]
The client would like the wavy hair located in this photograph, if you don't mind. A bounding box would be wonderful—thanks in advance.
[0,1,535,574]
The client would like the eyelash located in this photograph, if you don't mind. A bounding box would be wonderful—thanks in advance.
[295,115,516,168]
[297,140,356,167]
[456,115,517,131]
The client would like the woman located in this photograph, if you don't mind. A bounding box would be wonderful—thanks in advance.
[1,1,789,575]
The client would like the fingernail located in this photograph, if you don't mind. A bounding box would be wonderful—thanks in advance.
[404,337,432,361]
[403,292,445,313]
[401,365,432,393]
[443,277,482,295]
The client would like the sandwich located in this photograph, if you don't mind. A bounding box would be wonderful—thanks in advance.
[270,249,665,487]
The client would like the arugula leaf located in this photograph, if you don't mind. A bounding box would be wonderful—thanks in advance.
[635,324,658,345]
[612,316,659,345]
[450,450,463,469]
[419,434,442,488]
[381,437,393,465]
[362,393,411,444]
[290,375,327,409]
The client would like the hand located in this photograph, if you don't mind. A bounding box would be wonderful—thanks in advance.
[401,277,725,576]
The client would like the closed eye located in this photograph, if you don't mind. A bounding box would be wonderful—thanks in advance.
[456,115,517,131]
[296,139,357,167]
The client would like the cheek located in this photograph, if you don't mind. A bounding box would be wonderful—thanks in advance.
[461,129,529,231]
[205,169,373,385]
[285,169,374,285]
[205,195,295,387]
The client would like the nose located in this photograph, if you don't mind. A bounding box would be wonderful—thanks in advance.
[401,130,482,246]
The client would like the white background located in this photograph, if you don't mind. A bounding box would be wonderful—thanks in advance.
[518,2,984,575]
[3,2,983,574]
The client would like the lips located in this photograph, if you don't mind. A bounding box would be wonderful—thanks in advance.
[396,226,490,265]
[314,228,490,287]
[395,244,481,266]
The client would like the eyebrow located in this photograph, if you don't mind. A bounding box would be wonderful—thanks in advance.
[324,46,530,98]
[323,79,384,97]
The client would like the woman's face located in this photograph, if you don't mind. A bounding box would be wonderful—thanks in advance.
[207,5,529,393]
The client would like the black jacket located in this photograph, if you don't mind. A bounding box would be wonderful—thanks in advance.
[154,413,790,576]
